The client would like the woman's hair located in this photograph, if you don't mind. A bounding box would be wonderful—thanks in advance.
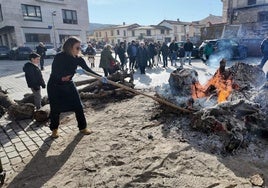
[104,44,112,50]
[62,36,81,55]
[29,52,40,60]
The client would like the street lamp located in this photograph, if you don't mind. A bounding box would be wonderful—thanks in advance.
[52,11,57,49]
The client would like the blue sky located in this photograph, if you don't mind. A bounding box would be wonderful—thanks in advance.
[87,0,223,25]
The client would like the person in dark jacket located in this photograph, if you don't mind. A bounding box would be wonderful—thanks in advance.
[85,43,96,68]
[23,52,46,109]
[137,42,149,74]
[258,37,268,69]
[117,42,127,70]
[178,44,185,68]
[99,44,118,76]
[127,40,138,70]
[169,40,179,66]
[160,42,169,68]
[36,42,47,70]
[47,36,105,138]
[184,39,193,65]
[258,37,268,80]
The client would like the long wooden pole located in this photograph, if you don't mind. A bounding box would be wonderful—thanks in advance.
[84,71,193,114]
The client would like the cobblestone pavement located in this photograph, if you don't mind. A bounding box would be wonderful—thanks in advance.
[0,55,103,183]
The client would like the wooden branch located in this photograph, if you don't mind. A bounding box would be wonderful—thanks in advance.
[80,88,133,99]
[84,71,193,114]
[75,78,98,87]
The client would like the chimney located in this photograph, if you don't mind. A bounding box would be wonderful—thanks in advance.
[177,18,180,22]
[123,22,126,25]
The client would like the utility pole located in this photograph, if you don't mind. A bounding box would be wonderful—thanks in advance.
[52,11,57,48]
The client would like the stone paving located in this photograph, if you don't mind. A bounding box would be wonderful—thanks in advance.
[0,56,103,182]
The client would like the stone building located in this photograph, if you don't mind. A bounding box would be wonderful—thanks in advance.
[0,0,89,49]
[92,23,140,44]
[192,14,223,43]
[91,23,171,45]
[221,0,268,55]
[129,25,171,43]
[158,19,191,42]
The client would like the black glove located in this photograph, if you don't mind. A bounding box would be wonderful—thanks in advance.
[42,84,46,89]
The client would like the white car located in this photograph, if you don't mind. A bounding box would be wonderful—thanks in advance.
[45,45,57,58]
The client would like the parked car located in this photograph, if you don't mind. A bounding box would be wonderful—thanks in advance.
[0,46,10,58]
[45,45,57,58]
[199,39,248,60]
[175,41,199,58]
[9,46,33,60]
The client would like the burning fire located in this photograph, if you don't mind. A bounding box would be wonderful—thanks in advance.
[191,59,236,103]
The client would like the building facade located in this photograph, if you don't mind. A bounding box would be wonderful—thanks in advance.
[221,0,268,55]
[192,14,223,43]
[158,19,191,42]
[128,25,172,43]
[90,23,171,45]
[92,23,140,44]
[0,0,89,49]
[222,0,268,38]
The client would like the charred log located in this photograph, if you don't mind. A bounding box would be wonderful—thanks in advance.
[80,88,135,99]
[14,93,49,106]
[33,105,50,122]
[0,90,15,108]
[8,103,35,120]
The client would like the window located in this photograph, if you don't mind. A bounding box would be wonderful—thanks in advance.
[146,30,151,36]
[248,0,256,5]
[21,4,42,21]
[111,30,114,36]
[62,9,77,24]
[161,29,165,34]
[117,30,120,35]
[123,30,126,36]
[132,30,135,37]
[259,11,268,22]
[25,33,50,43]
[0,4,3,22]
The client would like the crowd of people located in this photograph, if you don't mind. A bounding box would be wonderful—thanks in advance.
[84,39,196,75]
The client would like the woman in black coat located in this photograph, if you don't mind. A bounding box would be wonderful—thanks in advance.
[117,42,127,69]
[137,42,149,74]
[47,36,104,138]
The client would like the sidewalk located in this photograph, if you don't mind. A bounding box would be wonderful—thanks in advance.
[0,56,105,182]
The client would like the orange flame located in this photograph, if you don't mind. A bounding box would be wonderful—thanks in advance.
[191,69,234,103]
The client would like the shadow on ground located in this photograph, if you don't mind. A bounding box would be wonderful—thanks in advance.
[7,134,83,188]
